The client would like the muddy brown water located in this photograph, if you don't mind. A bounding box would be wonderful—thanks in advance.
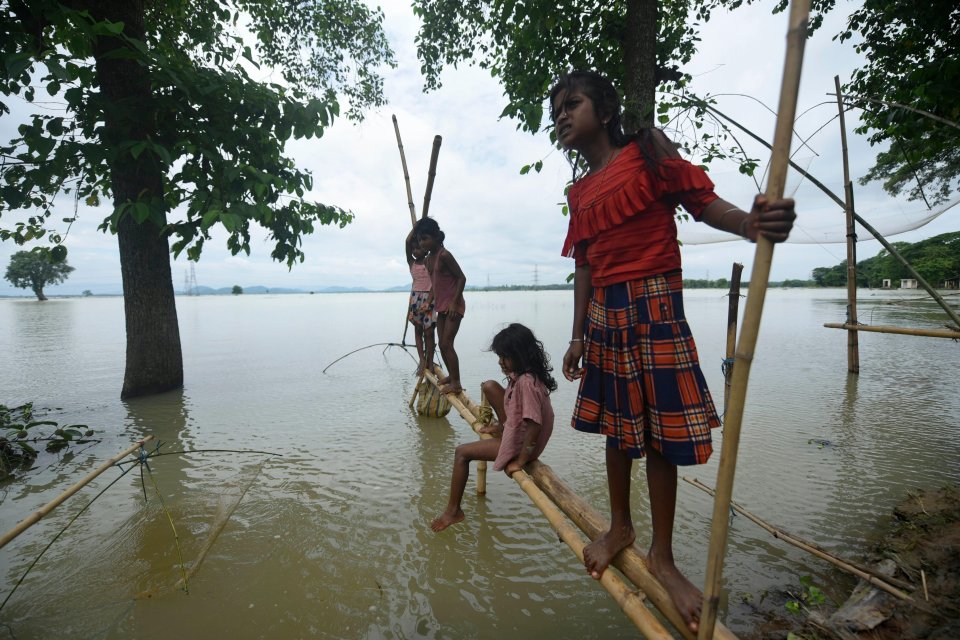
[2,289,958,638]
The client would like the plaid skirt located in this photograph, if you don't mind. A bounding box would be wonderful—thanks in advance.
[572,271,719,466]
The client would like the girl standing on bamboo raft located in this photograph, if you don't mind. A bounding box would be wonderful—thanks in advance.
[406,230,437,376]
[551,70,795,633]
[414,217,466,395]
[431,323,556,532]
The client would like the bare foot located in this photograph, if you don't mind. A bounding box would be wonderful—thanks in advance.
[438,374,451,385]
[646,547,702,633]
[583,524,635,579]
[478,423,502,437]
[430,508,465,532]
[441,382,463,395]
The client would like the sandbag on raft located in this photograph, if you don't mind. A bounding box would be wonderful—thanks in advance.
[416,378,451,418]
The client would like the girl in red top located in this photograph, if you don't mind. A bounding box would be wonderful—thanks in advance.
[552,70,795,633]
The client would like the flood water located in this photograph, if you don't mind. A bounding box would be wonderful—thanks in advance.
[1,287,958,639]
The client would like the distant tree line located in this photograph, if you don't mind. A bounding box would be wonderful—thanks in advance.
[811,232,960,288]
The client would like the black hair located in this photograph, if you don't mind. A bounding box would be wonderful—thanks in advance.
[490,323,557,393]
[548,70,662,181]
[412,216,445,245]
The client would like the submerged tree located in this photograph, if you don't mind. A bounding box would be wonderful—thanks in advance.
[4,248,74,300]
[1,1,394,397]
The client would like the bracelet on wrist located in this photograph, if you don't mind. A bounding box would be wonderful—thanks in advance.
[569,338,583,344]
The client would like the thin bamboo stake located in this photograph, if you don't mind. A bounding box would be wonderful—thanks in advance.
[724,263,744,412]
[421,135,442,219]
[511,469,674,639]
[423,369,488,495]
[409,373,424,408]
[699,3,811,638]
[392,115,418,227]
[0,435,155,550]
[683,477,917,597]
[823,323,960,339]
[835,75,860,374]
[528,461,739,640]
[700,102,960,331]
[921,570,928,601]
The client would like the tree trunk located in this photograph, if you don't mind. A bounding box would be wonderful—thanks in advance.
[89,0,183,398]
[33,286,47,301]
[622,0,658,132]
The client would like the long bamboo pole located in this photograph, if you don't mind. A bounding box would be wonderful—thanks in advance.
[698,3,811,638]
[823,323,960,339]
[527,461,739,640]
[700,103,960,331]
[835,76,860,374]
[724,263,744,411]
[683,477,918,601]
[0,435,155,549]
[421,135,442,219]
[392,115,418,227]
[511,469,674,639]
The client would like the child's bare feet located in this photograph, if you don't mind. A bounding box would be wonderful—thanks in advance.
[430,508,465,532]
[583,523,635,580]
[646,547,702,633]
[438,374,451,385]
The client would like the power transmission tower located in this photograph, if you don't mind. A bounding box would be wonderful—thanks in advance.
[533,264,539,288]
[186,264,198,295]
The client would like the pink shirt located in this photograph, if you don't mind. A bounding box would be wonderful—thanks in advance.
[493,373,555,472]
[410,262,431,292]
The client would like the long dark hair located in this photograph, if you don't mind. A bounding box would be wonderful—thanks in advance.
[412,216,445,244]
[548,70,662,181]
[490,323,557,392]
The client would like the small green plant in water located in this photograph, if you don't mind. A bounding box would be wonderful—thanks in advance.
[1,403,95,479]
[785,575,827,615]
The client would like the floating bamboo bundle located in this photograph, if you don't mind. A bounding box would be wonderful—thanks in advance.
[823,323,960,340]
[0,435,155,550]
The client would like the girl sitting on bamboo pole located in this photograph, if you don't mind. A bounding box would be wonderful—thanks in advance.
[551,70,796,633]
[414,217,466,395]
[406,230,437,375]
[431,323,556,532]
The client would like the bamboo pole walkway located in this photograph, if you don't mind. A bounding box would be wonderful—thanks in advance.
[417,369,739,640]
[823,323,960,340]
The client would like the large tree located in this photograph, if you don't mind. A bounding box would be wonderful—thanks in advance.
[1,1,394,397]
[412,1,834,149]
[4,247,73,300]
[838,0,960,206]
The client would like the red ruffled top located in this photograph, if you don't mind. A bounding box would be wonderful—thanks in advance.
[561,143,719,287]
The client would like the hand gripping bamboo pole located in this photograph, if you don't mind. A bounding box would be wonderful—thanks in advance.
[421,135,442,219]
[0,435,155,550]
[698,3,811,638]
[392,115,418,227]
[511,469,673,639]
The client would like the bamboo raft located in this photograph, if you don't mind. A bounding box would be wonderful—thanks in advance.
[416,369,738,640]
[823,323,960,340]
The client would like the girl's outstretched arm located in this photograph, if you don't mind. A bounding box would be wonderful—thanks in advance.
[441,250,467,297]
[700,196,796,243]
[563,264,592,381]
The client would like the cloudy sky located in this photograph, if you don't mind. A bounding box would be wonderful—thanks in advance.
[1,1,955,296]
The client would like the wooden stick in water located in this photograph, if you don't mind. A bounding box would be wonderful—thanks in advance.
[421,135,442,219]
[392,115,418,227]
[834,75,860,374]
[699,3,811,638]
[511,469,673,639]
[409,373,424,408]
[724,263,744,411]
[823,323,960,339]
[0,435,155,550]
[684,477,917,599]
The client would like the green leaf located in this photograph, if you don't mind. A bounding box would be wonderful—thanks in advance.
[131,202,150,223]
[50,245,68,263]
